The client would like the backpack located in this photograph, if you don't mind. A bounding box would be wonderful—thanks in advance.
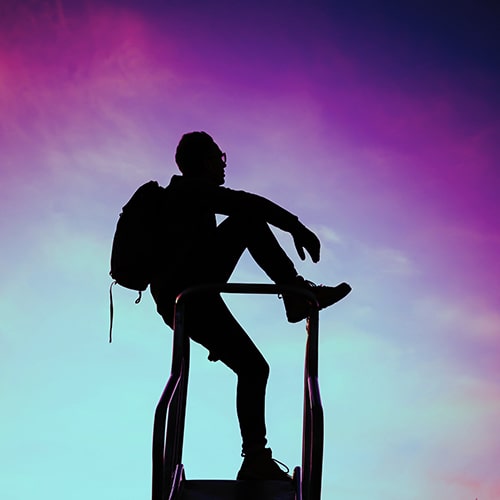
[109,180,165,341]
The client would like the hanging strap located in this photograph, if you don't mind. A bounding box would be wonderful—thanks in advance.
[109,282,142,343]
[109,281,116,343]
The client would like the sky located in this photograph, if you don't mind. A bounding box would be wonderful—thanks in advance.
[1,0,499,499]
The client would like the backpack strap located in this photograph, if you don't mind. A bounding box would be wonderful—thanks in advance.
[108,281,143,343]
[109,281,116,343]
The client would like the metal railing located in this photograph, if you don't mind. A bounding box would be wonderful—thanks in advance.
[151,283,324,500]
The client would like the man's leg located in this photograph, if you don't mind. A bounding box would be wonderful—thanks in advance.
[212,214,352,323]
[212,214,298,284]
[184,295,290,480]
[183,295,269,455]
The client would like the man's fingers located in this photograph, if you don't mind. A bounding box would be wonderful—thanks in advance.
[294,239,306,260]
[306,246,320,263]
[293,228,320,262]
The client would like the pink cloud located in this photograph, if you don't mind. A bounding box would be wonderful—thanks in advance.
[0,4,176,174]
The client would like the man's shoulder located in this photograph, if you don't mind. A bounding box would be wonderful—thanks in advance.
[164,175,189,194]
[166,174,183,187]
[166,175,237,194]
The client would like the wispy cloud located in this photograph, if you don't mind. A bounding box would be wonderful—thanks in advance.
[416,295,500,341]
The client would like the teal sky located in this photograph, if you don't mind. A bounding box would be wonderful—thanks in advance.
[1,1,499,499]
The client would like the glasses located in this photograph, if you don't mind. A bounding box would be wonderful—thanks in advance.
[221,152,227,165]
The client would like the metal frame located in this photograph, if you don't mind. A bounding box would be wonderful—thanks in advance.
[151,283,324,500]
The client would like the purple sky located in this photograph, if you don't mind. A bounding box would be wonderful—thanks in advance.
[1,1,499,499]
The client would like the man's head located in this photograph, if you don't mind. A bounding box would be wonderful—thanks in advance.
[175,131,227,185]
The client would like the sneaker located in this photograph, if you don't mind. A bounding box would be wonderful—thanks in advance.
[236,448,292,481]
[283,277,352,323]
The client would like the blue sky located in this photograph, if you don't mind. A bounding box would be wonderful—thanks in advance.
[1,1,499,499]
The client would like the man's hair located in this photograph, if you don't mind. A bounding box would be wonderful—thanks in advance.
[175,131,216,174]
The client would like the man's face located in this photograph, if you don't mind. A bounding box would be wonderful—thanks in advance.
[204,144,227,185]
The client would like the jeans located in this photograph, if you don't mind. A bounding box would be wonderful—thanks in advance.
[153,214,298,454]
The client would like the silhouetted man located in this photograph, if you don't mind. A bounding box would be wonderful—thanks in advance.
[150,131,351,481]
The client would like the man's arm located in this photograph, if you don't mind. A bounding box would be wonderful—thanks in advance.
[209,183,321,263]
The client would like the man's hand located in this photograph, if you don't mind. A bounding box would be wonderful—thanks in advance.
[292,223,321,263]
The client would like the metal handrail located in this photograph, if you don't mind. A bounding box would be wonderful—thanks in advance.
[302,310,324,500]
[151,283,324,500]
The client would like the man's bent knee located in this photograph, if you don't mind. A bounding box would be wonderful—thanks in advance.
[238,355,270,383]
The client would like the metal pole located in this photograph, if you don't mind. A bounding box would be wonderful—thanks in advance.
[151,283,323,500]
